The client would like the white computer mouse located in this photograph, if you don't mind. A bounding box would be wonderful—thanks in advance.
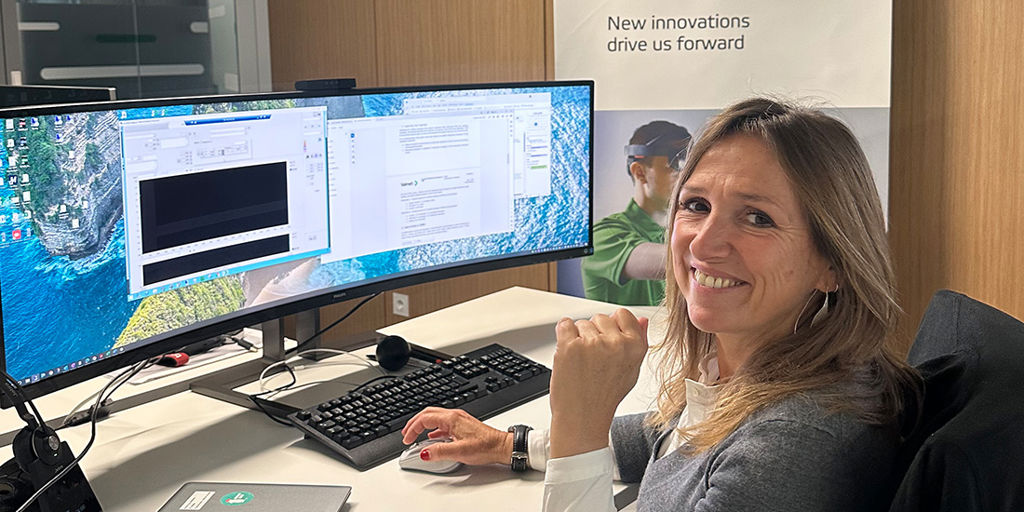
[398,438,464,474]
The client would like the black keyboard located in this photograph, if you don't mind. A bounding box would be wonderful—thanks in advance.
[287,343,550,471]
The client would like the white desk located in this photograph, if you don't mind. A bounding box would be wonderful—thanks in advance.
[0,287,667,511]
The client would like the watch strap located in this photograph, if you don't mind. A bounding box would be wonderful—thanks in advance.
[507,424,533,472]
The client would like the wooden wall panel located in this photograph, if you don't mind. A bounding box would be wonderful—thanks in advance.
[267,0,379,90]
[384,265,554,326]
[373,0,547,85]
[890,1,1024,352]
[268,0,556,338]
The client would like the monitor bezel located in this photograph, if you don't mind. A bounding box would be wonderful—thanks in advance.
[0,79,594,405]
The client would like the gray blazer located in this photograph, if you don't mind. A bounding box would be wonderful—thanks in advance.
[611,395,899,511]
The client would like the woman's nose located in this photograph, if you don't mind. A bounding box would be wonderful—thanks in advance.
[689,215,732,260]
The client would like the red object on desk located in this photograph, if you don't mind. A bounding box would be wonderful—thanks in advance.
[157,352,190,367]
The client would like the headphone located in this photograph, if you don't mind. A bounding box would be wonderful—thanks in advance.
[1,376,61,469]
[375,335,447,371]
[625,134,690,171]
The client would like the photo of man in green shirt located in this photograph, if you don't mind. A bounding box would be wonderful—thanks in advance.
[581,121,690,306]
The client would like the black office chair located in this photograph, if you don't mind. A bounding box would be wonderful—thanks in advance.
[889,290,1024,512]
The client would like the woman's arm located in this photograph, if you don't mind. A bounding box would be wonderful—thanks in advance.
[692,417,892,512]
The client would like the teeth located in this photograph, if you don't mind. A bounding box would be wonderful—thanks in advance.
[694,268,741,289]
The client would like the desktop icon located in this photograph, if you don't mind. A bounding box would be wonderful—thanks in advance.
[12,229,21,240]
[29,118,38,128]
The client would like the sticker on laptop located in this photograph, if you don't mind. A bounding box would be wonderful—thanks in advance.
[179,490,215,510]
[220,491,255,506]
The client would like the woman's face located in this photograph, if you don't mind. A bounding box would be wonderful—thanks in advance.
[671,134,833,344]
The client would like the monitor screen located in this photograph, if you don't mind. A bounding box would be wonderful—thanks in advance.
[0,81,593,401]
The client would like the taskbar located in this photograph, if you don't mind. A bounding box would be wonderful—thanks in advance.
[16,346,127,386]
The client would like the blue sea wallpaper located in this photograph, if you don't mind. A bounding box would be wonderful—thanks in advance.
[0,85,591,383]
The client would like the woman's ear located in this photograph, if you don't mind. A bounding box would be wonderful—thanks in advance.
[815,266,839,293]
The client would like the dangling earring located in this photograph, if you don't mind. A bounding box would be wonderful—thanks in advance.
[810,283,840,326]
[793,283,839,334]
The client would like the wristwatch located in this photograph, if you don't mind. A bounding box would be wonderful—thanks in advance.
[507,424,533,472]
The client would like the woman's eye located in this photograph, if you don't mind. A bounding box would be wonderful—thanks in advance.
[746,211,775,227]
[681,198,709,213]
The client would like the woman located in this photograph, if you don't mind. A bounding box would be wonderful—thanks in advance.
[401,98,921,511]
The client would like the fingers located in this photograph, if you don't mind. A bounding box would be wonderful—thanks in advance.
[401,407,512,465]
[610,308,640,334]
[574,318,601,339]
[401,406,458,444]
[555,317,579,345]
[421,438,467,462]
[637,316,650,345]
[561,309,646,343]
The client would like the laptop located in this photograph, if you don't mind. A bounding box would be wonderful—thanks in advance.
[158,482,351,512]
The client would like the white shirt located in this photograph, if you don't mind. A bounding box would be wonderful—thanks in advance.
[532,356,722,511]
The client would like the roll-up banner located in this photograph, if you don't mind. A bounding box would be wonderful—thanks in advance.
[555,0,892,305]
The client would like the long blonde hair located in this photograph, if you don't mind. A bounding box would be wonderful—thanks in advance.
[651,98,920,451]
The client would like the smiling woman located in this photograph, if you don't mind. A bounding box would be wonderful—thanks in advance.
[399,98,923,512]
[672,133,835,357]
[654,99,921,457]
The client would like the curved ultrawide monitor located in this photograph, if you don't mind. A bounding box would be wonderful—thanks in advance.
[0,81,593,402]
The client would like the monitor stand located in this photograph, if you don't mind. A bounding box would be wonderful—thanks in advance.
[189,309,384,416]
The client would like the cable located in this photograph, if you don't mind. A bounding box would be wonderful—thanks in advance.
[15,359,148,512]
[246,292,383,427]
[259,377,368,400]
[59,357,159,429]
[288,292,380,356]
[1,372,45,428]
[257,349,380,392]
[248,352,382,426]
[249,397,294,427]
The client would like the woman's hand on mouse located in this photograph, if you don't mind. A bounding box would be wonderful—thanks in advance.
[549,309,648,459]
[401,407,513,466]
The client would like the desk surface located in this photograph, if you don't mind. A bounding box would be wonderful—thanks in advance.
[0,287,667,511]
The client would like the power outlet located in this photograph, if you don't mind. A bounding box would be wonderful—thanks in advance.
[392,292,410,317]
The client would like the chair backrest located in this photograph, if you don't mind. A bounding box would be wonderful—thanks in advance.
[889,290,1024,512]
